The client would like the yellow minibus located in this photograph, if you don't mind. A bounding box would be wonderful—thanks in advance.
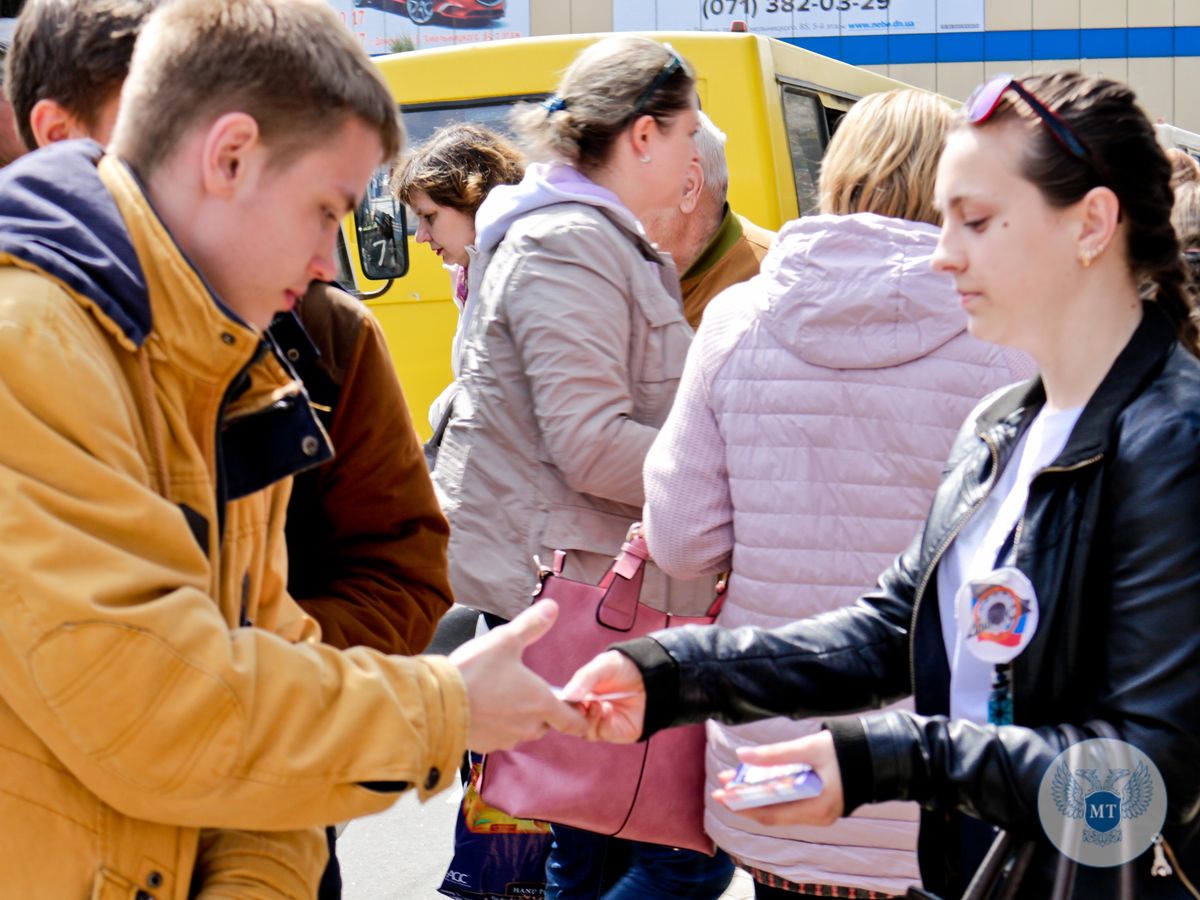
[338,32,911,436]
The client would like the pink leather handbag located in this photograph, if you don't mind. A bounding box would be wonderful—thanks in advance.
[479,528,722,855]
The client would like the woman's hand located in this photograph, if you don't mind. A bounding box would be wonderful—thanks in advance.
[713,731,845,827]
[559,650,646,744]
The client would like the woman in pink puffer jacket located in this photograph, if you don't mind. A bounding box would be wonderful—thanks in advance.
[643,90,1032,899]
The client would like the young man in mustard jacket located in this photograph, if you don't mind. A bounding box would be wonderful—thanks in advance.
[0,1,580,896]
[6,0,456,664]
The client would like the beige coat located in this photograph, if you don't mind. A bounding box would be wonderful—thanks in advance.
[435,166,712,620]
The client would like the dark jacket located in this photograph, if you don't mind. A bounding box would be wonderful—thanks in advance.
[622,304,1200,898]
[271,283,453,654]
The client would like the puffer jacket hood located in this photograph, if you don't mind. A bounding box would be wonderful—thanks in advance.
[0,139,151,347]
[759,212,964,369]
[474,161,649,256]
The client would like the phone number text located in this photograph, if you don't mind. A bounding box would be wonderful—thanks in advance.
[701,0,891,18]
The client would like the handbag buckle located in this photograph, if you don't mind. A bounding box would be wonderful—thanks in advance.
[531,551,567,596]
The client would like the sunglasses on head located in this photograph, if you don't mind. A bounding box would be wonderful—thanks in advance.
[966,75,1090,157]
[631,45,684,118]
[965,74,1116,193]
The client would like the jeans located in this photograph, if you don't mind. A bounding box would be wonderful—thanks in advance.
[544,823,734,900]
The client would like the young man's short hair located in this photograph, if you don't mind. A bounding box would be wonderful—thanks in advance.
[114,0,403,179]
[5,0,155,153]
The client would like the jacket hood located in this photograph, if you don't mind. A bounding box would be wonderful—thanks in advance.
[473,161,647,255]
[0,139,150,347]
[757,212,966,369]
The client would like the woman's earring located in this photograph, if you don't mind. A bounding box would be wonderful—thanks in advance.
[1079,247,1096,268]
[640,154,652,164]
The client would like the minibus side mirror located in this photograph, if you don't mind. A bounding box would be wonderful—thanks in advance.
[355,182,409,281]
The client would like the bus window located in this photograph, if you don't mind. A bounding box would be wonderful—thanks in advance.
[780,86,828,216]
[825,106,846,142]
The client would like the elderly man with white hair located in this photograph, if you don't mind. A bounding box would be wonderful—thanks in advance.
[643,111,775,326]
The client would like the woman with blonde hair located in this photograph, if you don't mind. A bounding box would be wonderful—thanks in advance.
[819,88,951,225]
[635,88,1030,898]
[432,35,734,899]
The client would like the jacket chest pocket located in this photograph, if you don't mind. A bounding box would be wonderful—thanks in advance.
[629,284,691,425]
[632,324,689,424]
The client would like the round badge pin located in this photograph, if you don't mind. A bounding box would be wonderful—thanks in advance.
[1038,737,1167,867]
[954,566,1039,664]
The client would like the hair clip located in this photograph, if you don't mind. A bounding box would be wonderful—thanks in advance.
[542,95,568,114]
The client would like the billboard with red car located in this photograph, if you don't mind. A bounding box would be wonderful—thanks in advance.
[328,0,528,53]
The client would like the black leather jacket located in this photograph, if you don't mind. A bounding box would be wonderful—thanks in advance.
[622,305,1200,898]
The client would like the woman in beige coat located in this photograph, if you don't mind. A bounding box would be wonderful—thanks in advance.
[433,35,733,900]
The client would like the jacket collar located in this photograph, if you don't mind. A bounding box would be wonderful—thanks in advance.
[0,139,264,376]
[268,308,321,373]
[0,140,332,500]
[681,204,740,282]
[0,140,149,349]
[976,302,1177,467]
[98,156,333,499]
[475,161,664,264]
[97,153,266,380]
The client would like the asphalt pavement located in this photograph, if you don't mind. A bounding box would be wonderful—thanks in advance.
[337,605,754,899]
[337,785,754,899]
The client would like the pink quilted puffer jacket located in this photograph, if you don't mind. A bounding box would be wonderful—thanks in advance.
[643,212,1033,895]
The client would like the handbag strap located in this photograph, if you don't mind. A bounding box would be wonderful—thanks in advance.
[597,524,651,631]
[706,573,728,619]
[612,531,651,580]
[962,722,1138,900]
[961,830,1020,900]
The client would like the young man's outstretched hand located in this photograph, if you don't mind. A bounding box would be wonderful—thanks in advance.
[449,600,588,751]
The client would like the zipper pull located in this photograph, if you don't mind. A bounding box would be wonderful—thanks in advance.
[1152,834,1174,877]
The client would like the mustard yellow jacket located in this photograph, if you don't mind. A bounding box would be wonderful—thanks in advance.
[0,142,467,898]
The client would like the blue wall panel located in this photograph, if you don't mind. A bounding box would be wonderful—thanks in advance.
[783,26,1200,66]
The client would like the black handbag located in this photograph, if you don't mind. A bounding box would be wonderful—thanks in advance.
[905,723,1149,900]
[902,828,1122,900]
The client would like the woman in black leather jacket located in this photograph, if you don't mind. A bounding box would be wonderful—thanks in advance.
[564,72,1200,899]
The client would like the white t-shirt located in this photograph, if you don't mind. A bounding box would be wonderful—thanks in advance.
[937,405,1083,724]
